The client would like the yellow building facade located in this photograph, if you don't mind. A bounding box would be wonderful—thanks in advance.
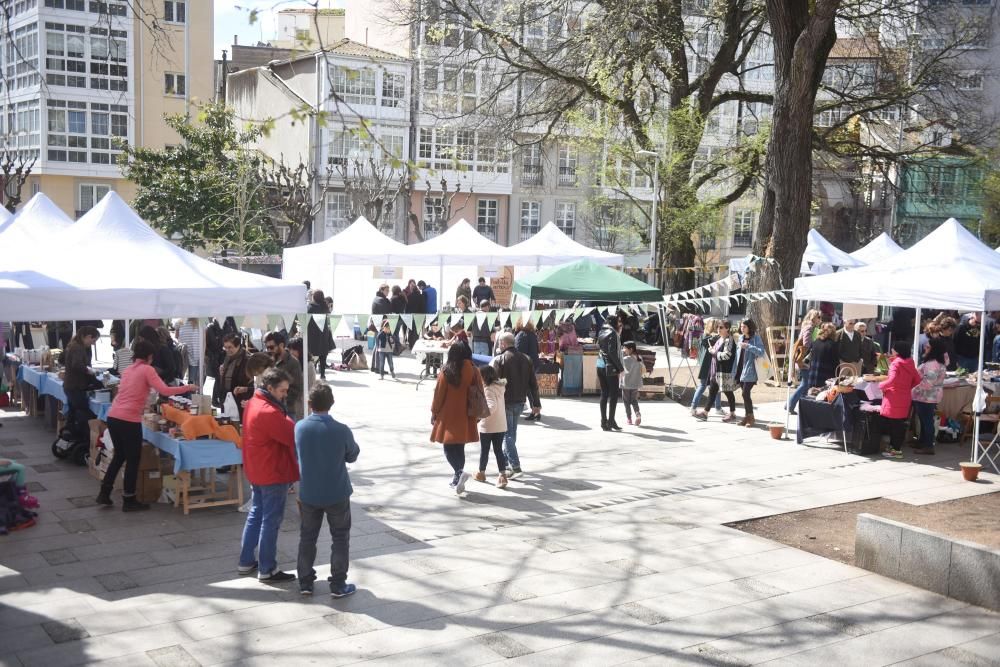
[2,0,212,217]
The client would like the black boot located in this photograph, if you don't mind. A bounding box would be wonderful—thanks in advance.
[122,495,149,512]
[601,419,610,431]
[96,485,113,506]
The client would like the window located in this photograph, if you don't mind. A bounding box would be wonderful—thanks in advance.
[520,201,540,241]
[79,183,109,213]
[555,202,576,238]
[424,197,445,238]
[461,69,477,113]
[164,0,185,23]
[421,64,439,111]
[46,0,86,8]
[380,133,403,160]
[381,72,405,108]
[332,67,376,105]
[958,71,983,90]
[733,209,754,247]
[558,145,577,186]
[521,144,542,186]
[164,72,185,95]
[324,192,349,235]
[477,199,498,241]
[326,130,363,166]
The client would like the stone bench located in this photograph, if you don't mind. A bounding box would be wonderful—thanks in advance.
[856,513,1000,611]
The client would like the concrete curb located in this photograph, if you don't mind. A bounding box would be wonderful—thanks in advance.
[856,513,1000,610]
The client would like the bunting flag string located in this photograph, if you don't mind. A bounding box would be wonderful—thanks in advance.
[311,314,327,331]
[329,315,343,335]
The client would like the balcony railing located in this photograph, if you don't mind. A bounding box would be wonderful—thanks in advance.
[520,225,539,241]
[732,232,753,248]
[558,171,577,187]
[521,168,542,186]
[478,225,497,242]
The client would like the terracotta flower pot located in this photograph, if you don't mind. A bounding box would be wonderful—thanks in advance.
[769,424,784,440]
[960,462,982,482]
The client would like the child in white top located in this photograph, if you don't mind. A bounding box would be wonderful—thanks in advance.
[621,342,645,426]
[475,365,508,488]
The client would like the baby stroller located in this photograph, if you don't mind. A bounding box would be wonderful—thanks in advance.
[52,385,99,466]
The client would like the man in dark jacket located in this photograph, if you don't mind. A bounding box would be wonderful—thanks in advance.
[266,330,304,420]
[472,277,495,306]
[62,326,100,442]
[371,285,392,315]
[836,320,863,373]
[491,332,541,476]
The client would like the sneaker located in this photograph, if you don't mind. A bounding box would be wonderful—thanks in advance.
[721,412,736,423]
[496,474,508,489]
[95,489,113,506]
[714,408,726,416]
[122,497,150,512]
[474,471,487,483]
[694,410,708,421]
[689,407,697,416]
[330,583,357,599]
[238,499,251,513]
[259,570,296,583]
[455,471,471,494]
[448,476,459,489]
[300,582,314,596]
[237,562,258,576]
[881,449,903,459]
[635,414,641,426]
[508,467,522,477]
[627,417,633,425]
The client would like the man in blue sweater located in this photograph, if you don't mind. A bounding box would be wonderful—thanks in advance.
[295,383,360,597]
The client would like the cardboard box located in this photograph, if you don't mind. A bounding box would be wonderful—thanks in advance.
[136,469,162,504]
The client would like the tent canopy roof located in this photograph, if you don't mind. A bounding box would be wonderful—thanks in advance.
[849,232,903,264]
[283,216,411,268]
[794,218,1000,311]
[398,219,532,265]
[801,229,866,274]
[1,192,305,320]
[506,222,624,266]
[512,259,662,302]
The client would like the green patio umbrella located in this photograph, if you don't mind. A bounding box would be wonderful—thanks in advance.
[512,260,662,302]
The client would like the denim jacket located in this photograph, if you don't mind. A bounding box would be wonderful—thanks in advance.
[733,334,765,383]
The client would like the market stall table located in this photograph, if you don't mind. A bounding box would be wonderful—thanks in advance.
[412,339,448,389]
[142,426,244,514]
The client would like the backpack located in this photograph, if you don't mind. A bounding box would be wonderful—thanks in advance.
[467,371,491,419]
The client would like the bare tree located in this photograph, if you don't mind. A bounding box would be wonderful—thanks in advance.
[260,158,331,248]
[409,176,472,242]
[333,157,408,234]
[582,196,643,256]
[0,148,36,212]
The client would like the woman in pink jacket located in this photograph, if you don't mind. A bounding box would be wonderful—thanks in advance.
[879,340,921,459]
[97,339,196,511]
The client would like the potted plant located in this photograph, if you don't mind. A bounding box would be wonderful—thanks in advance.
[769,423,785,440]
[960,461,982,482]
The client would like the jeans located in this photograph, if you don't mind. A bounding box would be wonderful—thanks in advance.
[102,417,142,496]
[377,351,395,377]
[956,355,980,373]
[473,340,490,357]
[297,497,351,587]
[597,368,620,425]
[239,482,290,577]
[64,387,93,442]
[914,401,937,448]
[622,389,640,420]
[443,444,466,478]
[479,432,507,472]
[504,402,524,469]
[741,382,756,417]
[188,365,200,383]
[691,380,721,410]
[788,379,809,412]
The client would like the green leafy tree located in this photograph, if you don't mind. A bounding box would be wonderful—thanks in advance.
[119,103,286,256]
[981,160,1000,246]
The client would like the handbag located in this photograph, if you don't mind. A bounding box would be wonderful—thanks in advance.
[754,351,773,382]
[716,372,738,392]
[467,377,491,419]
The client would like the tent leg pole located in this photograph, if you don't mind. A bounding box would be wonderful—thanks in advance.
[302,313,309,420]
[973,312,987,463]
[912,308,921,363]
[784,296,797,438]
[125,319,130,347]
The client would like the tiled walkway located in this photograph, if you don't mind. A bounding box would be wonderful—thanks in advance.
[2,356,998,666]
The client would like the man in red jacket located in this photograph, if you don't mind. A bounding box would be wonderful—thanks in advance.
[238,368,299,582]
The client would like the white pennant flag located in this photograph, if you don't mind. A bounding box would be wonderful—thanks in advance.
[311,314,327,331]
[475,312,487,330]
[401,314,413,330]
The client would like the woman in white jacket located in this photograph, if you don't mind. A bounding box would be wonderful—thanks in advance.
[475,365,509,488]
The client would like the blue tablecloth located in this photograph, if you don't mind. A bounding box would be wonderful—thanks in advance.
[142,426,243,474]
[89,398,112,422]
[471,354,493,367]
[16,365,66,402]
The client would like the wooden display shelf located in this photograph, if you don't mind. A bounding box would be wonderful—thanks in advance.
[175,465,245,515]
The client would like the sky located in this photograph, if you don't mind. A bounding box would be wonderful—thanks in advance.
[214,0,346,59]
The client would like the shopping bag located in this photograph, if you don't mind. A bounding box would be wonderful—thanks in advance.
[223,392,241,423]
[754,352,773,382]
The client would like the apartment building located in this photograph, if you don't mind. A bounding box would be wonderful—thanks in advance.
[226,38,412,243]
[0,0,213,217]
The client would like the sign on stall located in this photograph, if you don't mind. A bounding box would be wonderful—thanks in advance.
[373,266,403,280]
[844,303,878,321]
[485,266,515,308]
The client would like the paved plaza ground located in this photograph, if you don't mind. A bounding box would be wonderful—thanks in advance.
[2,354,1000,666]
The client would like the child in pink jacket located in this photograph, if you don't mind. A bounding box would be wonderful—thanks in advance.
[879,341,921,458]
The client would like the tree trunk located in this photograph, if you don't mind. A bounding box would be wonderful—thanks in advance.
[748,0,839,332]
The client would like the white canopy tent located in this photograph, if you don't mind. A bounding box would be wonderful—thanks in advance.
[792,218,1000,469]
[505,222,625,267]
[800,229,866,275]
[0,192,305,320]
[0,194,73,266]
[849,232,903,265]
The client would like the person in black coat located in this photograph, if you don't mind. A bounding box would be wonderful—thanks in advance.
[389,285,407,314]
[306,290,335,379]
[371,285,392,315]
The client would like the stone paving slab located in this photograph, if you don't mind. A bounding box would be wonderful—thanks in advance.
[2,354,1000,665]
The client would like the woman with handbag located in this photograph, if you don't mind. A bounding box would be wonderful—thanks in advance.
[806,323,840,393]
[430,341,485,494]
[690,318,723,416]
[732,318,766,428]
[695,320,737,421]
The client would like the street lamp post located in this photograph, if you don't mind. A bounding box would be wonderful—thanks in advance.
[637,149,660,284]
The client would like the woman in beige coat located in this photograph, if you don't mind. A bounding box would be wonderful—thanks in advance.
[431,341,483,493]
[474,365,508,488]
